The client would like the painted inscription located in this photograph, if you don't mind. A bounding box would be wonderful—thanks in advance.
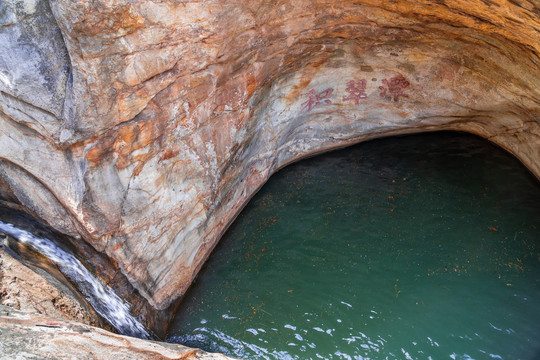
[301,75,410,112]
[379,76,410,102]
[342,79,367,105]
[301,88,334,112]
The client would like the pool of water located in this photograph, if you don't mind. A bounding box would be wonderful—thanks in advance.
[167,132,540,360]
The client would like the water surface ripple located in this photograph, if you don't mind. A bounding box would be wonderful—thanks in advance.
[168,133,540,360]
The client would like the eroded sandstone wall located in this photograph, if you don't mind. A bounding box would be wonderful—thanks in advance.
[0,0,538,321]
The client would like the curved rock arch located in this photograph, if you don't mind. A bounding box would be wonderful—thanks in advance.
[0,0,538,331]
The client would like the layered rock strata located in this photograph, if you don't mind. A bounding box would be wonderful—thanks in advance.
[0,305,234,360]
[0,0,539,330]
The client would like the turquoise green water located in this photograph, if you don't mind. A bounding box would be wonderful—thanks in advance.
[167,132,540,360]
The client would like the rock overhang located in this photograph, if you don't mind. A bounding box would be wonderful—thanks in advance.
[0,0,538,332]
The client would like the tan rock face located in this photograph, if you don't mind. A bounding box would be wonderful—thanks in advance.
[0,240,101,327]
[0,0,539,327]
[0,305,235,360]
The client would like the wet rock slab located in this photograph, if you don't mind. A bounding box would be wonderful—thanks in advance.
[0,305,235,360]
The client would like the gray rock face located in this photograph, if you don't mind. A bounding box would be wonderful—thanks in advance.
[0,0,539,331]
[0,0,71,139]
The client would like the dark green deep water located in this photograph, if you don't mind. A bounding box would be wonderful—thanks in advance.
[167,132,540,360]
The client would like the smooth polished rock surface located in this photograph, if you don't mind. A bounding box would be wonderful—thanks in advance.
[0,305,234,360]
[0,0,539,322]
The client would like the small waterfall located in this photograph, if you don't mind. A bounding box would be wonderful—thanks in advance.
[0,221,150,339]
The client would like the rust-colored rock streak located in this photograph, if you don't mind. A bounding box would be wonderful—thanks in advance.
[0,0,539,328]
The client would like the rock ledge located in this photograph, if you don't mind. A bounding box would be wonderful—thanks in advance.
[0,305,234,360]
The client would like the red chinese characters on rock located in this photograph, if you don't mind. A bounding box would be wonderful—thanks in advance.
[301,88,334,112]
[379,76,410,102]
[300,75,410,112]
[342,79,368,105]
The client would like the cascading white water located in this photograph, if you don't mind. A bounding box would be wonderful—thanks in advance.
[0,220,150,339]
